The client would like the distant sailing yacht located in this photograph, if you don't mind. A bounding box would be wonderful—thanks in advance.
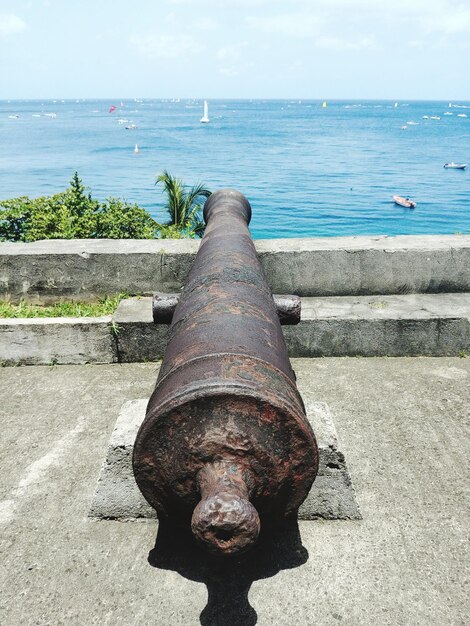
[200,100,210,123]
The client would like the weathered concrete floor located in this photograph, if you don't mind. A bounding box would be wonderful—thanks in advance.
[0,358,468,626]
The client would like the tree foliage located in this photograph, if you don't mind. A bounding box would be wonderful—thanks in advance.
[155,170,211,238]
[0,173,159,242]
[0,171,212,242]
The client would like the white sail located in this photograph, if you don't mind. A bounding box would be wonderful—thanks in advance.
[200,100,209,123]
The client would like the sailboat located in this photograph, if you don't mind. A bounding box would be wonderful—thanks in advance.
[200,100,210,123]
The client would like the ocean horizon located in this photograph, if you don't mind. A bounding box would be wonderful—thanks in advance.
[1,98,469,239]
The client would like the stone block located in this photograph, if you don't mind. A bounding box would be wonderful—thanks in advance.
[89,390,361,521]
[113,298,169,362]
[0,316,116,365]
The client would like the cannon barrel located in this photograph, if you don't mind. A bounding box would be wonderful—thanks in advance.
[133,189,319,555]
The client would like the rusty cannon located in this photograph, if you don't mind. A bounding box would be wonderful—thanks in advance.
[133,189,319,556]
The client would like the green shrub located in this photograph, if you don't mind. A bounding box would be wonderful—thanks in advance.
[0,173,159,242]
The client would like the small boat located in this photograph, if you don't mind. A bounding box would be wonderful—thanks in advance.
[125,123,137,130]
[200,100,209,123]
[393,195,416,208]
[322,101,327,108]
[444,162,467,170]
[457,113,467,118]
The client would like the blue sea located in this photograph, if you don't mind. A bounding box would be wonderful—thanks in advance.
[0,99,469,239]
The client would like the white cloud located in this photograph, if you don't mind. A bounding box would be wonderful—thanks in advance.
[407,40,424,49]
[168,0,276,5]
[0,14,27,37]
[129,34,205,59]
[420,8,470,35]
[216,42,248,61]
[246,13,322,37]
[315,35,377,51]
[246,1,470,38]
[193,17,219,30]
[216,42,249,77]
[219,66,240,76]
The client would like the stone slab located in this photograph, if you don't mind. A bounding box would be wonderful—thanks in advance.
[284,292,470,357]
[1,292,469,366]
[0,316,116,365]
[114,294,470,361]
[113,297,169,363]
[0,238,199,303]
[89,390,361,521]
[1,234,468,302]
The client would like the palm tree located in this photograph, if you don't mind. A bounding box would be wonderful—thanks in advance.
[156,170,211,238]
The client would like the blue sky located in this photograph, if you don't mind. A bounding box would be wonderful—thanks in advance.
[1,0,469,100]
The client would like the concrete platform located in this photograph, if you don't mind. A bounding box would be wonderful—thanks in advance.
[0,315,115,365]
[89,387,360,520]
[0,358,468,625]
[3,293,468,366]
[116,293,470,361]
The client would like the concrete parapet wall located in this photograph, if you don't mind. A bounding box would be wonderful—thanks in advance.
[1,234,469,302]
[256,235,470,296]
[0,239,199,303]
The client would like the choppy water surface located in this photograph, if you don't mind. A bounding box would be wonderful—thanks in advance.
[0,99,468,238]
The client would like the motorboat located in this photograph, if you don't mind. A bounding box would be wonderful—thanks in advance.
[443,162,467,170]
[393,195,416,208]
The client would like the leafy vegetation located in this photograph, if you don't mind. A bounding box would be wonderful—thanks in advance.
[155,170,211,238]
[0,171,212,242]
[0,293,128,318]
[0,173,158,242]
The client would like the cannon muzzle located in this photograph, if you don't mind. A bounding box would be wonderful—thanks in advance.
[133,189,318,555]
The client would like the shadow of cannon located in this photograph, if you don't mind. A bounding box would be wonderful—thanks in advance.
[149,517,308,625]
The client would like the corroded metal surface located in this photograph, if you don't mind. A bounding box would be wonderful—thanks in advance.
[152,292,181,324]
[153,292,301,325]
[133,189,318,555]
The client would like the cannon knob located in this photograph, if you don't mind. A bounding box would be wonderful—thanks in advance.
[191,461,260,555]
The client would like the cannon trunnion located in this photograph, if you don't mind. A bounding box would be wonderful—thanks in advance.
[133,190,319,555]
